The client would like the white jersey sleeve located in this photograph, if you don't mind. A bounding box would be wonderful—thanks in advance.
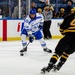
[24,16,32,35]
[39,13,44,26]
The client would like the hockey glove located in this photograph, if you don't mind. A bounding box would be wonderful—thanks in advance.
[29,34,34,43]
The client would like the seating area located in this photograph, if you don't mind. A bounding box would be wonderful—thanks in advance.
[0,0,75,19]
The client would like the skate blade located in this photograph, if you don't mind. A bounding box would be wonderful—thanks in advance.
[41,67,48,74]
[52,67,59,72]
[40,70,49,74]
[40,71,45,74]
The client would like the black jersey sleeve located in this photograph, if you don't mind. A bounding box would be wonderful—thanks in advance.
[60,14,71,29]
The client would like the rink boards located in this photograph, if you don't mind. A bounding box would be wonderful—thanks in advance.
[0,19,63,41]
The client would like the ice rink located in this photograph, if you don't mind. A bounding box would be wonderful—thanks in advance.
[0,39,75,75]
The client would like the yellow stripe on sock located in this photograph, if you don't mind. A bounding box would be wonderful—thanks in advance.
[54,53,59,58]
[52,56,58,60]
[61,55,68,59]
[63,52,70,56]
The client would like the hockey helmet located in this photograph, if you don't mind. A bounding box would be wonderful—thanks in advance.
[30,8,36,14]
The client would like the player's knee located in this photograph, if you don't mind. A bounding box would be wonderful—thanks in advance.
[21,29,28,36]
[54,51,63,57]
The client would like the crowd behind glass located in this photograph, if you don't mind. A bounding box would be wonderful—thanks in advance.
[0,0,75,19]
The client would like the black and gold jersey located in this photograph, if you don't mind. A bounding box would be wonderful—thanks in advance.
[59,13,75,35]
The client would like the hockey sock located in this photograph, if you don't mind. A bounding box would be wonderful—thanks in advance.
[39,38,47,49]
[48,53,59,68]
[56,52,70,70]
[41,53,59,73]
[21,34,27,48]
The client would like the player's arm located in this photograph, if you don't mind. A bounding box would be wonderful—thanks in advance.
[60,14,70,29]
[24,19,34,43]
[59,14,71,35]
[39,14,44,30]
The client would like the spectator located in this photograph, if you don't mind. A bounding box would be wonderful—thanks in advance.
[49,6,56,18]
[11,13,15,19]
[56,8,66,18]
[42,5,52,39]
[0,8,2,15]
[13,1,26,19]
[65,1,73,15]
[37,8,42,14]
[68,0,73,3]
[50,0,56,4]
[45,0,50,5]
[30,2,37,11]
[62,0,68,4]
[49,6,54,11]
[0,8,2,18]
[70,8,74,14]
[70,7,75,14]
[38,0,46,10]
[72,0,75,3]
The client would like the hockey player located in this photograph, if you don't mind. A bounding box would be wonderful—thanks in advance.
[20,8,52,54]
[41,11,75,73]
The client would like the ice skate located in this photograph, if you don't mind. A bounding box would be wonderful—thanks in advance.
[52,63,62,72]
[20,47,27,56]
[41,66,51,73]
[43,48,52,53]
[52,65,60,72]
[41,63,54,73]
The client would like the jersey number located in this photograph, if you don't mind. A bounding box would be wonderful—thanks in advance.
[70,19,75,26]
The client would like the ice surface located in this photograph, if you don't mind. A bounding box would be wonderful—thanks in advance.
[0,39,75,75]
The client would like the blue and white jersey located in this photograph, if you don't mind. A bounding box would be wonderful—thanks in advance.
[24,13,44,35]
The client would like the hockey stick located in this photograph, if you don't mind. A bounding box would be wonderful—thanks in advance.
[26,42,30,47]
[20,42,30,52]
